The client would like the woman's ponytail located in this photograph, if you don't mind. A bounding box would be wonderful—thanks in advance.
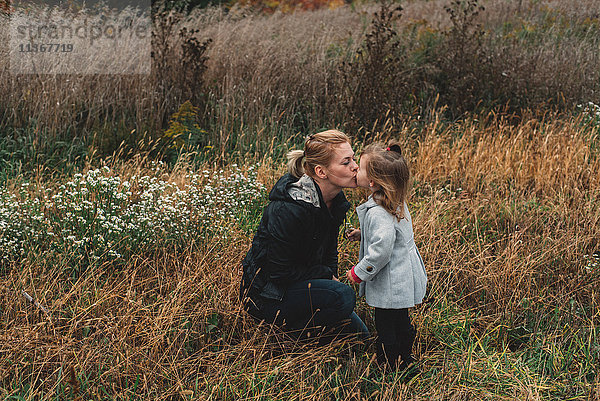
[287,130,351,179]
[287,150,305,178]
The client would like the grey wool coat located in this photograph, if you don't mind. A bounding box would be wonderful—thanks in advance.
[354,197,427,309]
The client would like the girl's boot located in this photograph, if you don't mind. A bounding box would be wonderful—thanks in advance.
[376,340,401,370]
[398,327,419,380]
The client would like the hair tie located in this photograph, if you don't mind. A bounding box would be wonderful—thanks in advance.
[387,144,402,155]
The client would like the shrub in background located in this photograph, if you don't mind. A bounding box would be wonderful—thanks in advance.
[152,8,212,128]
[340,0,600,126]
[341,1,410,138]
[433,0,489,115]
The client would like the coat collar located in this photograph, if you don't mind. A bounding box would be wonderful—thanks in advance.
[357,195,378,212]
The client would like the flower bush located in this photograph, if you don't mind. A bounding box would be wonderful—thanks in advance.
[577,101,600,128]
[0,184,46,261]
[0,164,265,273]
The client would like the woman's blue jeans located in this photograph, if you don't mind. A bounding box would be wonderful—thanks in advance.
[247,279,369,342]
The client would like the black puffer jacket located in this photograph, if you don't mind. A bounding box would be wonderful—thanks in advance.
[240,173,350,301]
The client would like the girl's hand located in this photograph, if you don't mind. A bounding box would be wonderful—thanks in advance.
[346,228,361,241]
[346,269,360,284]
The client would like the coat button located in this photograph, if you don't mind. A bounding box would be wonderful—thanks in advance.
[366,266,373,272]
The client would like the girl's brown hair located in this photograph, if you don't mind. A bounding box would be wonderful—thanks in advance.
[362,142,410,220]
[287,129,351,178]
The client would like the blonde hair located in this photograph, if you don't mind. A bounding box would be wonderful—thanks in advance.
[287,130,351,178]
[362,142,410,220]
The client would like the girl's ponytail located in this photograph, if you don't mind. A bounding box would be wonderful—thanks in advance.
[287,150,305,178]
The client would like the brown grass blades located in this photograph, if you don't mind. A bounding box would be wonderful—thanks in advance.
[412,113,600,196]
[1,225,250,399]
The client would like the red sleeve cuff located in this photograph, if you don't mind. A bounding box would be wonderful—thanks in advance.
[350,266,362,283]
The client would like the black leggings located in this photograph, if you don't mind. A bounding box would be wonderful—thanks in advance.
[374,307,416,368]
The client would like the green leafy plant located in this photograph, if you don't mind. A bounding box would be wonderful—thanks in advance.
[163,101,209,151]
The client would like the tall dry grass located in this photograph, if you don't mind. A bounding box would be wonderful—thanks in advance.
[2,0,600,157]
[2,114,599,399]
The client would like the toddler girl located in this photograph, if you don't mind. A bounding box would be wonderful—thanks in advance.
[346,143,427,372]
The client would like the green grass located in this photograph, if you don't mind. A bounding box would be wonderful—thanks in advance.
[0,126,89,183]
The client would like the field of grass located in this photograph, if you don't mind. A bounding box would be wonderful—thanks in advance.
[1,110,599,399]
[2,0,600,398]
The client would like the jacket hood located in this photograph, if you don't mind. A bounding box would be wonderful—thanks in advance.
[269,173,320,206]
[268,173,299,202]
[288,174,321,208]
[269,173,350,217]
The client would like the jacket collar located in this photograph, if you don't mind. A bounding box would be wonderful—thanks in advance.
[357,195,378,212]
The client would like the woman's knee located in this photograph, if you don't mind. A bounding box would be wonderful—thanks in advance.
[286,279,356,318]
[333,282,356,315]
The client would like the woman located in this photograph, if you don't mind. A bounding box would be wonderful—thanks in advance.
[240,130,369,341]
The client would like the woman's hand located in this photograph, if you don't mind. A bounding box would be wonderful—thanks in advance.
[346,228,361,242]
